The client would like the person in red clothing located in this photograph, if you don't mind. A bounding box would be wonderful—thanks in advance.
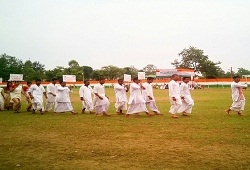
[23,82,32,111]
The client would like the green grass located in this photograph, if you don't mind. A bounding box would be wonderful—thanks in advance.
[0,88,250,170]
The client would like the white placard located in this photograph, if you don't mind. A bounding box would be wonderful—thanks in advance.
[9,74,23,81]
[63,75,76,82]
[124,74,131,82]
[0,78,2,83]
[138,72,145,80]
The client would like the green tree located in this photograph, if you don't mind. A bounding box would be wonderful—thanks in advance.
[45,66,65,81]
[143,64,157,76]
[23,60,37,81]
[0,53,23,81]
[82,66,93,80]
[101,65,125,80]
[172,46,223,78]
[67,60,83,81]
[92,69,105,80]
[237,68,250,76]
[123,66,138,78]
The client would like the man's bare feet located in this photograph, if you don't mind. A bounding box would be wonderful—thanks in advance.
[126,114,131,118]
[82,108,86,114]
[225,109,230,114]
[154,112,162,115]
[171,114,178,118]
[146,112,153,116]
[237,112,243,116]
[71,111,78,115]
[103,112,111,116]
[182,112,188,116]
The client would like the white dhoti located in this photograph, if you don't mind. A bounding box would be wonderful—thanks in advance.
[82,100,94,112]
[45,102,55,111]
[178,96,194,114]
[230,99,245,113]
[115,101,127,112]
[146,100,160,113]
[54,102,74,112]
[94,97,110,114]
[32,96,44,111]
[169,97,182,114]
[127,102,148,115]
[33,102,44,111]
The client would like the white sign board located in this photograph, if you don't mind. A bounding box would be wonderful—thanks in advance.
[9,74,23,81]
[124,74,131,82]
[138,72,145,80]
[0,78,2,83]
[63,75,76,82]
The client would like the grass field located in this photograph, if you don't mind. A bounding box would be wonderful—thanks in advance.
[0,87,250,170]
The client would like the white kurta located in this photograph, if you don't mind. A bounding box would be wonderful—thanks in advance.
[178,82,194,114]
[230,81,247,113]
[46,83,58,102]
[93,83,110,114]
[142,82,160,113]
[28,84,45,111]
[45,83,58,111]
[168,80,182,114]
[127,82,148,114]
[79,85,94,111]
[54,85,74,112]
[114,84,128,112]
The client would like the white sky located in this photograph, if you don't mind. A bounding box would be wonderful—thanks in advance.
[1,0,250,72]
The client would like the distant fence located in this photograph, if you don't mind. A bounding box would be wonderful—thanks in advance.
[0,78,248,88]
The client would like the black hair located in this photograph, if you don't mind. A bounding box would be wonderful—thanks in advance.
[233,75,240,79]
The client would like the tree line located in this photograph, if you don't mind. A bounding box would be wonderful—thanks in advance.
[1,47,249,82]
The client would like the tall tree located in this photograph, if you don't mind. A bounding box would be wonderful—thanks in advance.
[67,60,83,81]
[82,66,93,80]
[237,68,250,76]
[0,53,23,81]
[23,60,37,81]
[123,66,138,78]
[143,64,157,75]
[92,69,105,80]
[101,65,125,80]
[32,61,46,80]
[171,46,223,78]
[45,66,65,81]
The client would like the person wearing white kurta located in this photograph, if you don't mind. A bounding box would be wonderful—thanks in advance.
[79,80,94,113]
[93,79,110,116]
[45,78,58,112]
[178,77,194,115]
[28,79,47,114]
[0,88,4,111]
[10,81,24,113]
[54,81,77,114]
[114,79,129,114]
[168,74,182,118]
[226,76,247,116]
[142,77,161,114]
[126,77,152,117]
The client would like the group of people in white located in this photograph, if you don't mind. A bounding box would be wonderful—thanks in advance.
[0,74,247,117]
